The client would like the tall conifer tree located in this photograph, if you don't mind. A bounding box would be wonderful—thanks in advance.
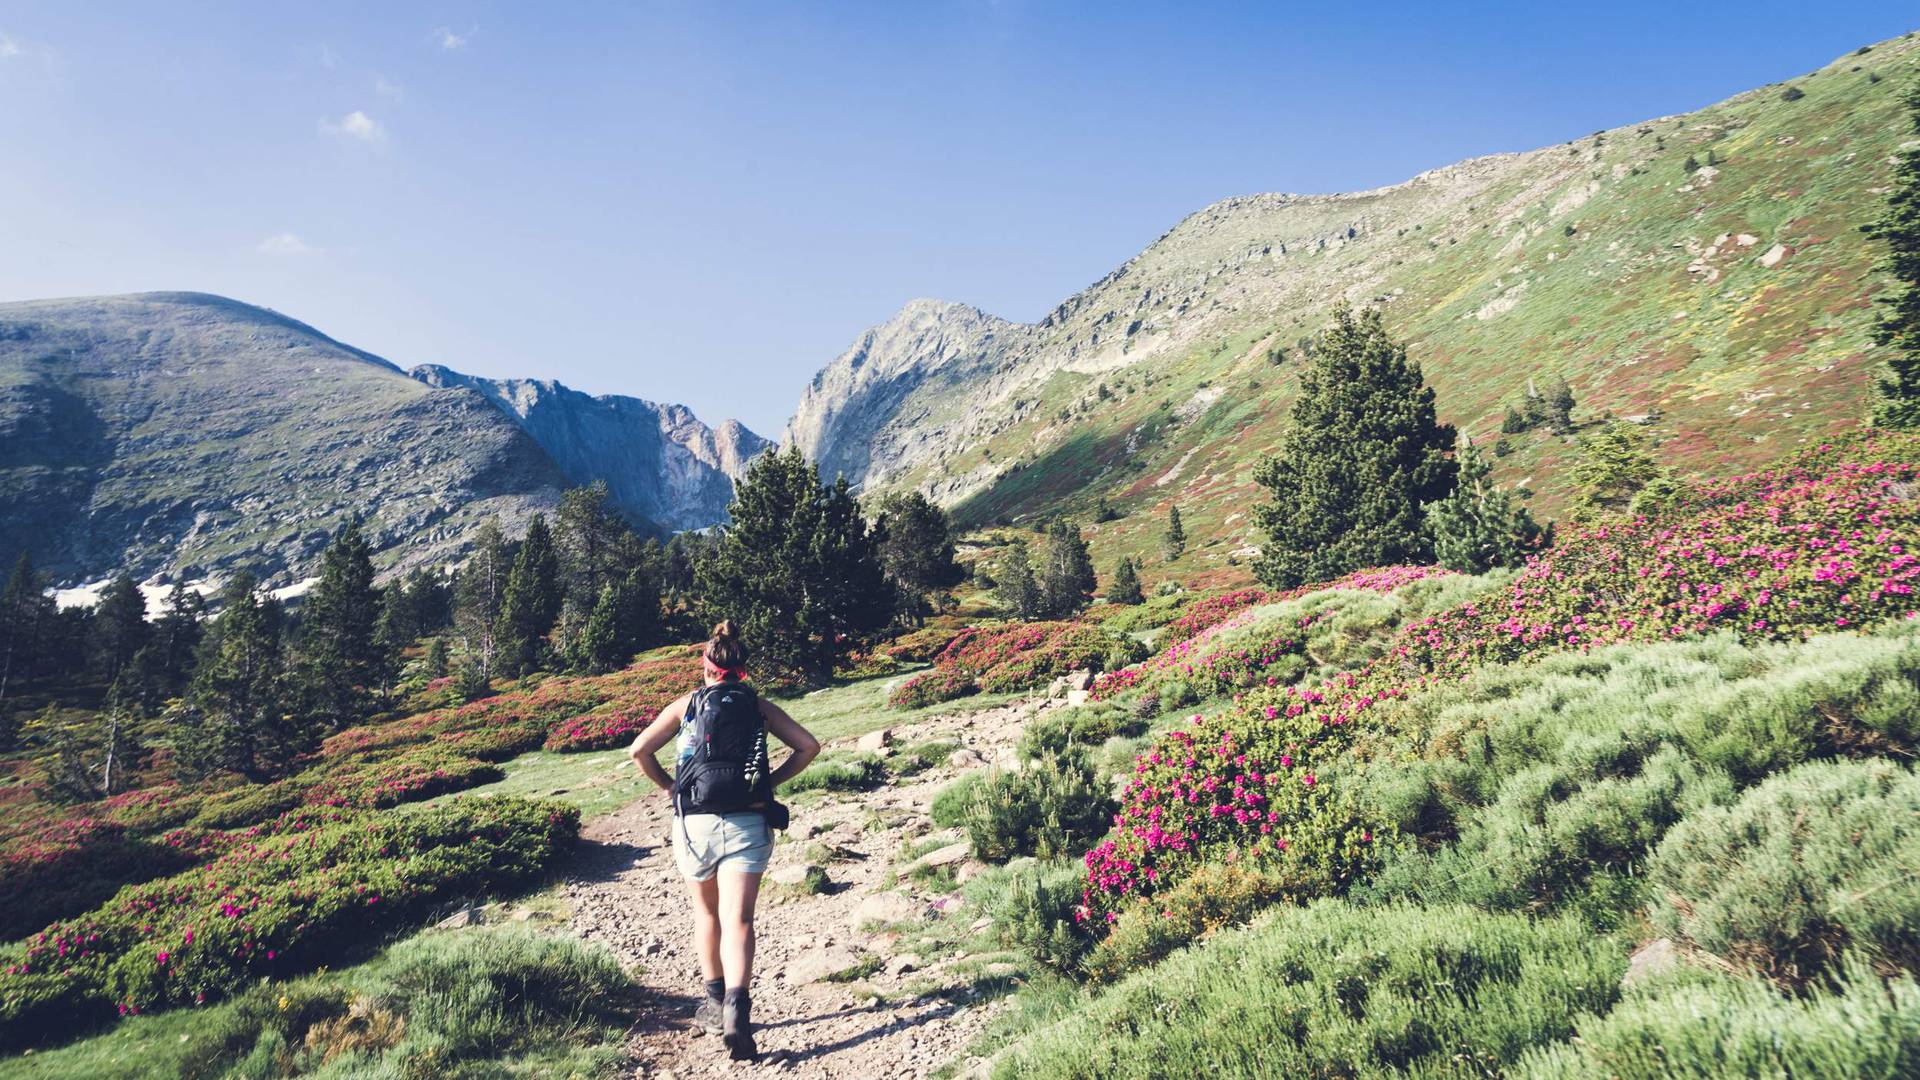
[1253,306,1457,587]
[1865,81,1920,429]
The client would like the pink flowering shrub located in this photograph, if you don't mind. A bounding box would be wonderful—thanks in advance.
[1162,589,1271,645]
[0,796,579,1049]
[542,652,703,752]
[1082,436,1920,934]
[886,622,1131,709]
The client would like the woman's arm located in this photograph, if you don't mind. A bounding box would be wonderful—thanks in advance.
[628,692,692,793]
[761,698,821,789]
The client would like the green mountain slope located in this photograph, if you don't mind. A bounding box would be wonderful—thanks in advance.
[786,34,1915,577]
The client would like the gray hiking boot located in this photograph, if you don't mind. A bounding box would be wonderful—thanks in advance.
[722,989,756,1061]
[693,993,724,1035]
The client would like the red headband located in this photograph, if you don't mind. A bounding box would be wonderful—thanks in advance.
[702,656,745,680]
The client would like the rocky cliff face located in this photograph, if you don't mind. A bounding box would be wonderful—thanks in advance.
[0,293,759,588]
[783,299,1023,487]
[779,37,1906,557]
[410,366,770,533]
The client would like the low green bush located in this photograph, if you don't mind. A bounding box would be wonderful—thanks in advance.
[890,739,961,777]
[1520,961,1920,1079]
[975,859,1093,977]
[1360,627,1920,924]
[963,752,1114,863]
[1083,862,1292,984]
[1018,703,1148,759]
[931,772,987,829]
[995,900,1626,1079]
[1646,758,1920,985]
[784,752,888,795]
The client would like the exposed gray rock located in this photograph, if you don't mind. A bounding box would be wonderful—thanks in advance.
[411,364,769,533]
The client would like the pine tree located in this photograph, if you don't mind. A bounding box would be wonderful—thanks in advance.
[1252,306,1457,588]
[1427,440,1548,573]
[170,573,301,780]
[152,582,204,694]
[873,491,964,606]
[298,519,382,729]
[370,585,412,701]
[423,636,450,679]
[455,519,512,688]
[1163,505,1187,563]
[0,552,53,712]
[1540,375,1577,434]
[557,483,628,606]
[993,540,1045,620]
[499,513,563,677]
[1040,520,1098,617]
[1865,81,1920,429]
[91,573,150,685]
[694,448,895,682]
[573,582,628,674]
[1108,556,1145,605]
[1570,421,1668,516]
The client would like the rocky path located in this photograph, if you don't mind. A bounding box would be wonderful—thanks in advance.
[563,695,1055,1079]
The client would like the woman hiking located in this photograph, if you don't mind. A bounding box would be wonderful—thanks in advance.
[628,620,821,1061]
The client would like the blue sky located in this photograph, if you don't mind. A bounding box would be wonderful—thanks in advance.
[0,2,1913,436]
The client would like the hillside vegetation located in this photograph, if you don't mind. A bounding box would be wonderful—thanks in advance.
[789,35,1920,588]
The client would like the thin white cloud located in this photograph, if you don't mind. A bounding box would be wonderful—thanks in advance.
[432,25,473,51]
[0,34,23,59]
[316,42,339,69]
[257,232,316,256]
[322,110,384,142]
[374,74,403,101]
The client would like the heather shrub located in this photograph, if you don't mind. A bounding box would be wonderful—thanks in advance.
[1520,961,1920,1080]
[0,821,206,943]
[187,780,309,830]
[70,930,635,1080]
[881,625,965,663]
[963,751,1113,863]
[889,621,1129,709]
[0,797,580,1048]
[995,901,1625,1079]
[1646,759,1920,985]
[886,666,979,709]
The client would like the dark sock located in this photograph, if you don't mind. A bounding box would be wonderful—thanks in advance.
[703,977,725,1002]
[725,986,749,1007]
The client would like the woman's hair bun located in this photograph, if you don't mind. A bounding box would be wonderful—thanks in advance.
[711,619,739,642]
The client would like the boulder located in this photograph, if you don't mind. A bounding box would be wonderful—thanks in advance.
[910,841,972,872]
[436,905,485,929]
[855,891,927,926]
[1067,669,1095,692]
[949,747,988,768]
[1066,689,1091,708]
[1622,938,1682,987]
[857,728,893,753]
[770,863,824,888]
[788,944,868,986]
[885,954,922,978]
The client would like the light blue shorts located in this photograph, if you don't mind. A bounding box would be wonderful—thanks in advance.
[672,811,773,881]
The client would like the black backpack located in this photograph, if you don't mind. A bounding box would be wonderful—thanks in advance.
[675,683,773,816]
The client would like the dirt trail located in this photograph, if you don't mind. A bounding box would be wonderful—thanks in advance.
[563,695,1052,1078]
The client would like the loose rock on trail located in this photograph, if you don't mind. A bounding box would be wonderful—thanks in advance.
[564,696,1051,1078]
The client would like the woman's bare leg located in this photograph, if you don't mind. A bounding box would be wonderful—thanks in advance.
[717,870,763,990]
[686,876,722,983]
